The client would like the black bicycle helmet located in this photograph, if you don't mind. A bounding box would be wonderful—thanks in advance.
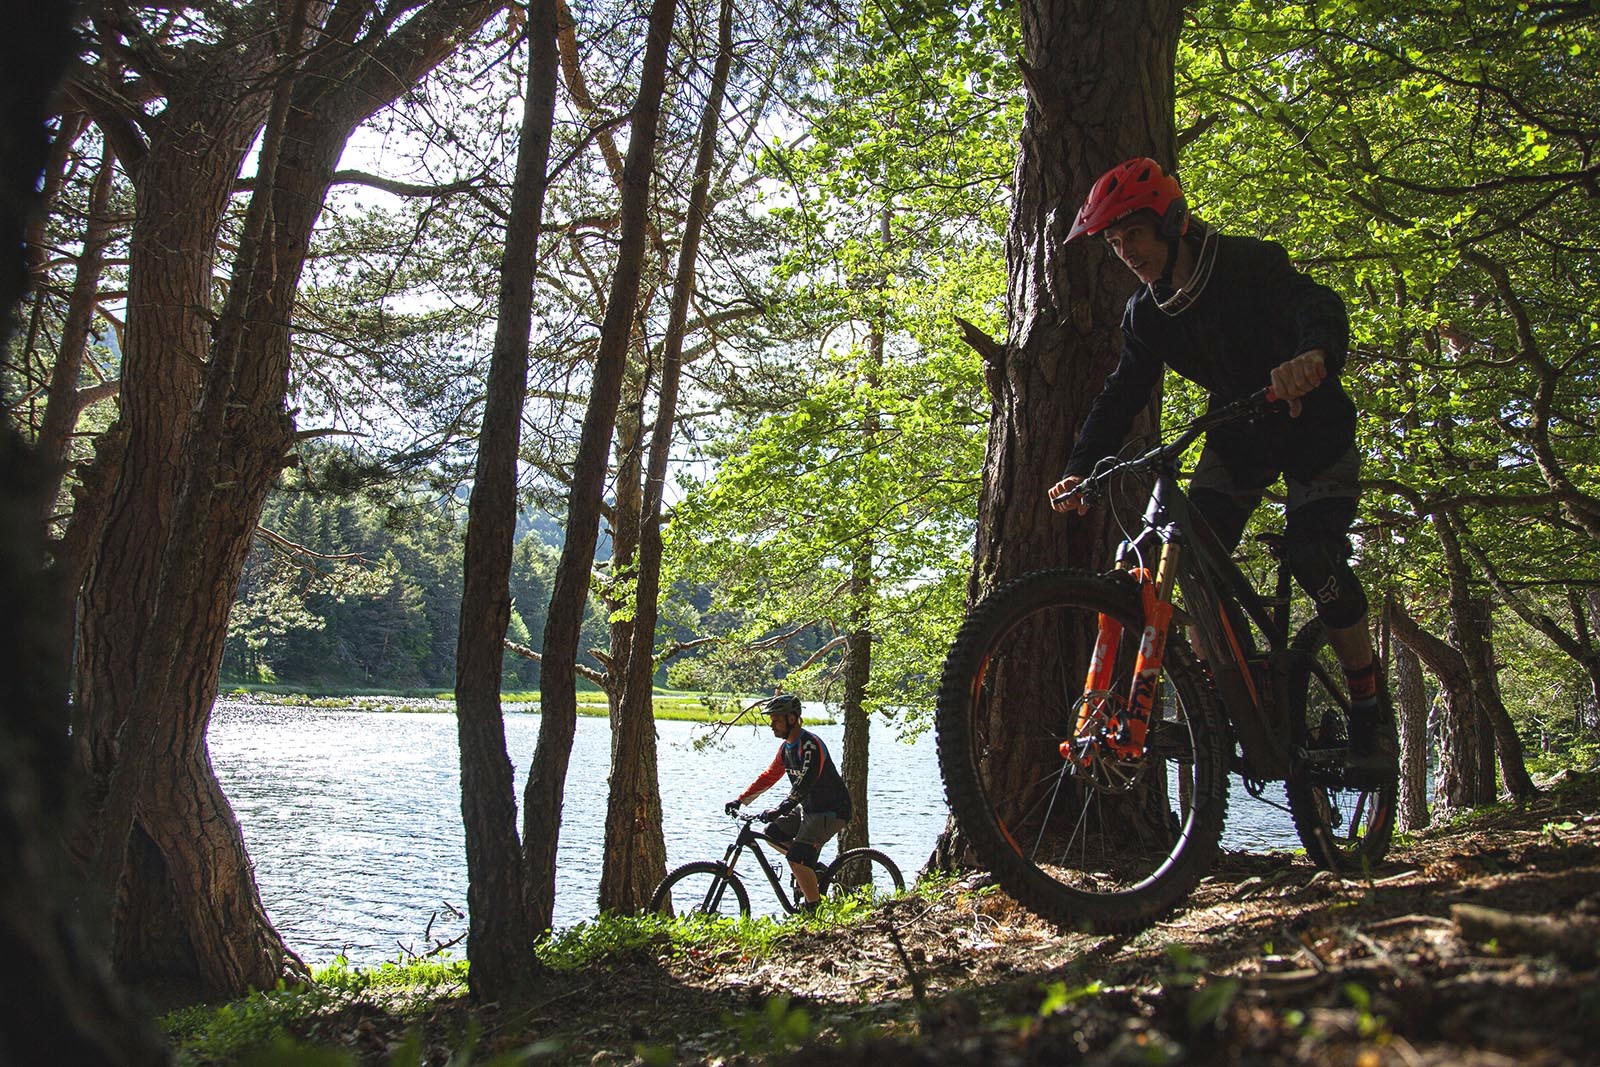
[763,693,802,720]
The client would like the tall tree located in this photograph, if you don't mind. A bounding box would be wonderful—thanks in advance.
[942,0,1183,859]
[0,0,165,1056]
[525,0,679,934]
[68,0,501,997]
[455,0,559,1001]
[599,0,736,914]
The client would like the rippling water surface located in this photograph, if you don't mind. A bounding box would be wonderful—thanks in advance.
[209,702,1298,966]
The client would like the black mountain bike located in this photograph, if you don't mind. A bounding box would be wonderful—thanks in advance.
[936,390,1397,932]
[649,814,905,918]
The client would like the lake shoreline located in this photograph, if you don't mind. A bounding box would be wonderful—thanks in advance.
[214,690,834,724]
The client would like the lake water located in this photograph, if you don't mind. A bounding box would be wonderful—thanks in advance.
[209,702,1301,966]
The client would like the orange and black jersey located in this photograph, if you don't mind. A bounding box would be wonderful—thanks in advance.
[738,729,853,821]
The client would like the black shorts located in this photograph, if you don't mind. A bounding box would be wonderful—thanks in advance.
[765,812,847,867]
[1188,440,1361,552]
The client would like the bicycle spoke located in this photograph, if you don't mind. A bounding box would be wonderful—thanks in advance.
[940,577,1228,921]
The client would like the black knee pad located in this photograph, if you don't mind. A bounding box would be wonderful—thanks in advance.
[1285,536,1368,630]
[787,840,820,867]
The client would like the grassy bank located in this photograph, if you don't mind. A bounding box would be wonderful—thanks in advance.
[217,686,802,724]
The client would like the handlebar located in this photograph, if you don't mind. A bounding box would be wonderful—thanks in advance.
[1051,388,1283,508]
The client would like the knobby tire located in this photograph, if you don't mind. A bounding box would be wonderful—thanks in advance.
[1285,620,1398,872]
[824,848,904,903]
[936,569,1229,932]
[648,860,750,918]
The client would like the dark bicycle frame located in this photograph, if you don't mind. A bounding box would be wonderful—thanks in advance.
[1080,389,1348,782]
[696,815,837,915]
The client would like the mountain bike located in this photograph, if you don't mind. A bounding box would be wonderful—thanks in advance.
[649,813,905,918]
[936,389,1397,932]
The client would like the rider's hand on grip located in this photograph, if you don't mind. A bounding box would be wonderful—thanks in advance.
[1049,475,1091,515]
[756,808,779,822]
[724,800,742,817]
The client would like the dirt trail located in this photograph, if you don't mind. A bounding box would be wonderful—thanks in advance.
[321,770,1600,1065]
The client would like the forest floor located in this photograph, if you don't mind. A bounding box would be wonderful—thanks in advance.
[200,768,1600,1066]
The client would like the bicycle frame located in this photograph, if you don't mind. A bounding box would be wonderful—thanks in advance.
[715,819,812,914]
[1066,393,1305,781]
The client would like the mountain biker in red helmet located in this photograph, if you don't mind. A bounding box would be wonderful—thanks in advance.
[1049,157,1396,781]
[725,694,854,909]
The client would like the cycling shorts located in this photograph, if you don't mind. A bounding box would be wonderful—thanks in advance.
[765,812,847,868]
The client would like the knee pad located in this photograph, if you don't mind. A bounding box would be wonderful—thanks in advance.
[1285,536,1368,630]
[787,840,820,867]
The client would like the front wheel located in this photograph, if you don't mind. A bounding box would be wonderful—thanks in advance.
[648,861,750,918]
[823,848,905,905]
[936,569,1230,933]
[1285,619,1397,872]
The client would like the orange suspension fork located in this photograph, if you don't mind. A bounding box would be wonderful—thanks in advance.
[1064,543,1181,761]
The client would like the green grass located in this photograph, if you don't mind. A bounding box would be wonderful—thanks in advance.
[161,890,911,1064]
[217,686,784,723]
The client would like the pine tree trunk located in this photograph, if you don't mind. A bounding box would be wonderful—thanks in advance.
[840,575,873,855]
[1,4,167,1054]
[527,0,679,933]
[455,0,559,1002]
[1391,621,1431,830]
[1388,597,1495,810]
[598,0,732,913]
[942,0,1183,860]
[74,2,501,997]
[72,56,285,997]
[1435,510,1536,799]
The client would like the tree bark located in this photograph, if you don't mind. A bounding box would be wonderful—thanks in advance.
[1388,596,1495,810]
[74,0,500,998]
[71,27,288,995]
[527,0,679,933]
[35,140,115,525]
[455,0,559,1003]
[598,0,732,915]
[0,1,168,1055]
[1434,509,1536,798]
[944,0,1182,860]
[840,609,873,855]
[1387,597,1431,831]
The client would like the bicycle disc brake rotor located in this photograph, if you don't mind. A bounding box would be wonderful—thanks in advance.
[1065,691,1149,794]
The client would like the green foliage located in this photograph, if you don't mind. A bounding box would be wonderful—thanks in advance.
[1037,979,1102,1017]
[534,911,787,971]
[220,451,612,692]
[722,995,816,1057]
[1179,0,1600,757]
[164,981,336,1064]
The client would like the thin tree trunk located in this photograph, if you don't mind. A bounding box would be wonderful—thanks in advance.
[455,0,559,1002]
[1435,509,1536,798]
[1388,596,1430,830]
[840,600,872,855]
[36,141,115,524]
[599,0,732,915]
[526,0,679,933]
[1388,596,1494,810]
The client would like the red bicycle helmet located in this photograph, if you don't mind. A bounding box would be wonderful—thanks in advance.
[1066,157,1188,242]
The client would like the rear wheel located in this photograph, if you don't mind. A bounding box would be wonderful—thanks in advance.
[936,569,1229,932]
[823,848,904,905]
[648,861,750,918]
[1285,620,1397,872]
